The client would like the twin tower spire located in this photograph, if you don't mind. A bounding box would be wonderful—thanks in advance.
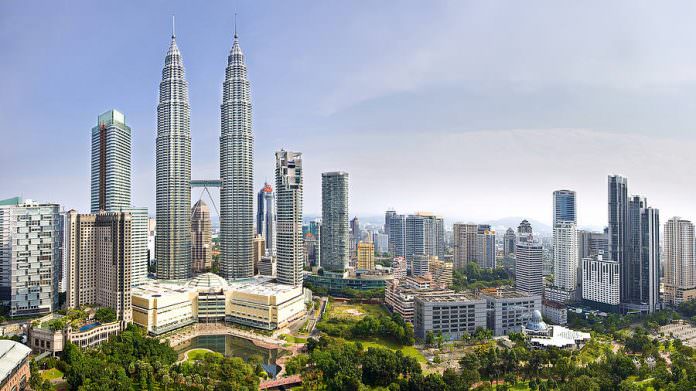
[155,19,253,281]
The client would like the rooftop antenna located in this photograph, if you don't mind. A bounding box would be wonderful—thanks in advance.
[234,13,238,38]
[172,15,176,38]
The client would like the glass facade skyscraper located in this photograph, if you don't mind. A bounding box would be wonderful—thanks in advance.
[275,151,303,286]
[320,172,349,272]
[220,31,254,280]
[156,32,192,280]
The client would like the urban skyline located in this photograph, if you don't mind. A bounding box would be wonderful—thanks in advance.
[8,3,696,226]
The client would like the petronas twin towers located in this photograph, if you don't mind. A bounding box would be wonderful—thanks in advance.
[156,27,253,280]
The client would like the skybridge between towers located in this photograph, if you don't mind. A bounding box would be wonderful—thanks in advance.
[190,179,221,218]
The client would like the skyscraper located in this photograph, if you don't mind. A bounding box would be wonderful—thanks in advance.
[350,216,361,258]
[91,110,147,286]
[320,172,349,272]
[475,225,496,269]
[552,221,578,293]
[515,220,543,296]
[453,223,478,271]
[405,213,444,262]
[385,210,405,258]
[663,217,695,306]
[552,190,576,227]
[275,151,303,286]
[256,183,275,256]
[607,175,628,297]
[640,207,660,312]
[0,198,62,317]
[156,30,191,280]
[91,110,131,213]
[220,29,254,280]
[191,200,212,273]
[503,228,516,258]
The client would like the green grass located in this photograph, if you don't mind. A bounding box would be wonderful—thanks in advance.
[185,348,222,361]
[325,302,389,320]
[356,338,427,364]
[280,334,308,344]
[41,368,64,381]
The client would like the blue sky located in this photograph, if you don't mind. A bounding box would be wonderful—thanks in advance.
[3,1,696,227]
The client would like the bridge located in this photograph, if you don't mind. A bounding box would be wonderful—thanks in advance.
[259,374,302,390]
[190,179,221,188]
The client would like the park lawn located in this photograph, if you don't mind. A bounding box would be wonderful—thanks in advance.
[281,334,308,344]
[358,338,427,364]
[185,348,222,361]
[41,368,64,381]
[326,302,389,320]
[495,381,530,390]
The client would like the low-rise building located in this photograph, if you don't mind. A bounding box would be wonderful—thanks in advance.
[429,258,453,288]
[304,269,393,296]
[0,340,31,391]
[481,287,542,336]
[28,314,125,355]
[524,310,590,349]
[385,278,454,323]
[542,299,568,325]
[132,274,308,334]
[413,292,487,341]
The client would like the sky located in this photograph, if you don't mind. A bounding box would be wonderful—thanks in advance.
[3,1,696,229]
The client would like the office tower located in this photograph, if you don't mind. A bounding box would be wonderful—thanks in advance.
[453,223,478,270]
[518,220,532,235]
[252,234,265,274]
[303,233,319,268]
[220,30,254,279]
[552,221,578,293]
[385,211,406,258]
[553,190,577,226]
[91,109,131,213]
[90,109,147,287]
[320,172,349,272]
[503,228,516,258]
[577,230,609,260]
[405,213,445,262]
[372,232,389,254]
[476,225,496,269]
[0,198,62,317]
[607,175,628,293]
[256,183,275,256]
[582,254,620,310]
[126,207,148,287]
[640,207,660,312]
[357,242,375,270]
[664,217,696,306]
[156,30,192,280]
[191,200,212,273]
[515,220,543,296]
[350,216,360,258]
[275,151,303,286]
[65,210,132,321]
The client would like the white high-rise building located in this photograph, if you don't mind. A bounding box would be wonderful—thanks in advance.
[275,151,303,286]
[552,221,578,294]
[0,198,62,317]
[156,30,192,280]
[515,221,543,296]
[582,254,620,308]
[664,217,696,306]
[320,172,350,272]
[220,30,254,280]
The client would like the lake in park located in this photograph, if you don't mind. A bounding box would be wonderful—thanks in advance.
[174,334,283,378]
